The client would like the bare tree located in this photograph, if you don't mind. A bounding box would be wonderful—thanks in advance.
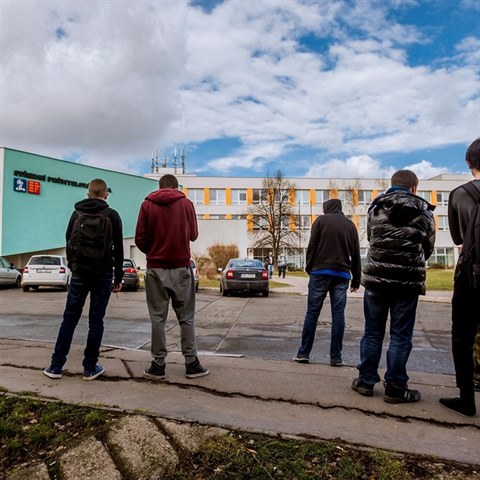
[246,170,298,261]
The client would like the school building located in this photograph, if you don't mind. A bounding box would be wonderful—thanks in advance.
[0,147,470,270]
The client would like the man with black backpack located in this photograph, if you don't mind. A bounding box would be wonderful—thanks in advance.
[44,178,124,381]
[440,138,480,417]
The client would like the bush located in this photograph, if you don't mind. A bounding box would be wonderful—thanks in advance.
[194,255,218,280]
[207,243,240,271]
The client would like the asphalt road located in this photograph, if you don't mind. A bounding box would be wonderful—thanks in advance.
[0,286,455,375]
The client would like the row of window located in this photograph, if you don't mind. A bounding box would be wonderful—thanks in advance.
[197,214,451,231]
[188,188,451,206]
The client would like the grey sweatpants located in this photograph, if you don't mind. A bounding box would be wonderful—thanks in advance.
[144,266,197,365]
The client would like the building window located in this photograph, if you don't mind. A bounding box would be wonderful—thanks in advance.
[210,189,226,205]
[252,189,267,204]
[253,215,269,230]
[358,215,367,232]
[436,191,449,206]
[208,214,227,220]
[231,189,247,205]
[296,215,310,230]
[428,247,454,268]
[188,189,203,205]
[357,190,371,205]
[337,190,353,205]
[315,189,329,204]
[437,215,449,231]
[232,214,246,220]
[295,190,310,206]
[417,190,430,201]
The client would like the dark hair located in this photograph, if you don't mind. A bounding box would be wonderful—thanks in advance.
[466,137,480,170]
[159,174,179,189]
[390,170,418,190]
[88,178,108,198]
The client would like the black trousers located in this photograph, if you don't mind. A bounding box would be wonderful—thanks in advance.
[451,262,480,395]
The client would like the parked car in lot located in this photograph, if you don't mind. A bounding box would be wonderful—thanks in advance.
[122,258,140,291]
[190,259,200,292]
[220,258,269,297]
[0,256,22,288]
[22,255,71,292]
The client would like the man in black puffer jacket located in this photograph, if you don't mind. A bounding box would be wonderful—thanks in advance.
[352,170,435,404]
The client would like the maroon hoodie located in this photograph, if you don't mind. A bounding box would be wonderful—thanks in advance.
[135,188,198,268]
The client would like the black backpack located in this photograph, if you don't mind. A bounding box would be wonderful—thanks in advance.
[459,182,480,289]
[67,208,113,274]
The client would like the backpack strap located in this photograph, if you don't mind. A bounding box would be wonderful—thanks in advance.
[461,182,480,202]
[460,182,480,288]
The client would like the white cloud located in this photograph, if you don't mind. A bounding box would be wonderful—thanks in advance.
[1,0,478,176]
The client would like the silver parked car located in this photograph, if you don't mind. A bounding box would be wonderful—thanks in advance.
[0,256,22,288]
[22,255,71,292]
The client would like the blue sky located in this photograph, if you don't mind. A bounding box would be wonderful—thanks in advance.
[1,0,479,179]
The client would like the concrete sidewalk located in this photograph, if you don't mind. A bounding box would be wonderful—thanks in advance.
[1,337,479,468]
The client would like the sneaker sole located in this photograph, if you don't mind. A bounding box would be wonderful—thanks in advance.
[439,401,476,417]
[83,368,105,381]
[143,371,166,380]
[330,362,345,367]
[43,370,62,379]
[351,384,374,397]
[293,358,309,363]
[186,369,209,379]
[384,395,420,404]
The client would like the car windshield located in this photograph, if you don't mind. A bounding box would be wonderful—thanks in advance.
[230,260,263,268]
[123,260,134,268]
[29,256,61,266]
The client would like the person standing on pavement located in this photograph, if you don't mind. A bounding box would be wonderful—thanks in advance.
[294,199,361,367]
[278,252,287,278]
[439,138,480,417]
[44,179,124,381]
[135,174,208,380]
[266,251,274,278]
[352,170,435,404]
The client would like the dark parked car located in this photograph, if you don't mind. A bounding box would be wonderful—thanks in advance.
[122,259,140,291]
[190,259,200,292]
[0,256,22,288]
[220,258,269,297]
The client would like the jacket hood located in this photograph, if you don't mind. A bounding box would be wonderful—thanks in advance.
[145,188,186,206]
[323,199,343,214]
[369,188,435,226]
[74,198,109,213]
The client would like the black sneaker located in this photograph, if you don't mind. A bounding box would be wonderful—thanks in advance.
[293,355,310,363]
[144,362,166,380]
[351,377,374,397]
[330,359,345,367]
[185,358,209,378]
[439,397,476,417]
[384,383,421,404]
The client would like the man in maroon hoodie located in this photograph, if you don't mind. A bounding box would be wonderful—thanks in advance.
[135,174,208,380]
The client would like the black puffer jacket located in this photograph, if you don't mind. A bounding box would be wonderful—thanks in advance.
[361,188,436,295]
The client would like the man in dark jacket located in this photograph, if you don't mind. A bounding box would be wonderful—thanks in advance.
[44,178,124,381]
[439,137,480,417]
[294,199,361,366]
[352,170,435,403]
[135,174,208,380]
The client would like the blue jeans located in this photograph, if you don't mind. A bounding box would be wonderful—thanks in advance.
[51,273,113,372]
[297,275,349,361]
[358,288,418,387]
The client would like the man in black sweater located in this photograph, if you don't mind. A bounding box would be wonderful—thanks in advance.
[294,199,361,366]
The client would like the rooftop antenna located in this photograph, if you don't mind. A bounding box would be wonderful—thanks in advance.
[173,148,178,174]
[162,153,167,168]
[154,149,159,173]
[150,149,155,173]
[181,148,187,174]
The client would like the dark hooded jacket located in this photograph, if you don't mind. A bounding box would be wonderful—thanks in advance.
[135,188,198,269]
[66,198,124,284]
[361,187,435,295]
[305,199,361,289]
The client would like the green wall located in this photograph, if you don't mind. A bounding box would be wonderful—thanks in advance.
[2,149,158,256]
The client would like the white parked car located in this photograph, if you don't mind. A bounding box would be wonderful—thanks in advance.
[0,256,22,288]
[22,255,71,292]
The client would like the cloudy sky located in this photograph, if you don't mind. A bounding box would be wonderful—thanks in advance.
[1,0,479,179]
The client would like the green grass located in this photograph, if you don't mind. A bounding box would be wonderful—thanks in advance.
[1,396,476,479]
[425,269,454,290]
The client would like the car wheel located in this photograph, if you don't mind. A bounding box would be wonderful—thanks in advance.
[262,290,269,297]
[31,286,39,291]
[22,285,30,292]
[15,276,21,288]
